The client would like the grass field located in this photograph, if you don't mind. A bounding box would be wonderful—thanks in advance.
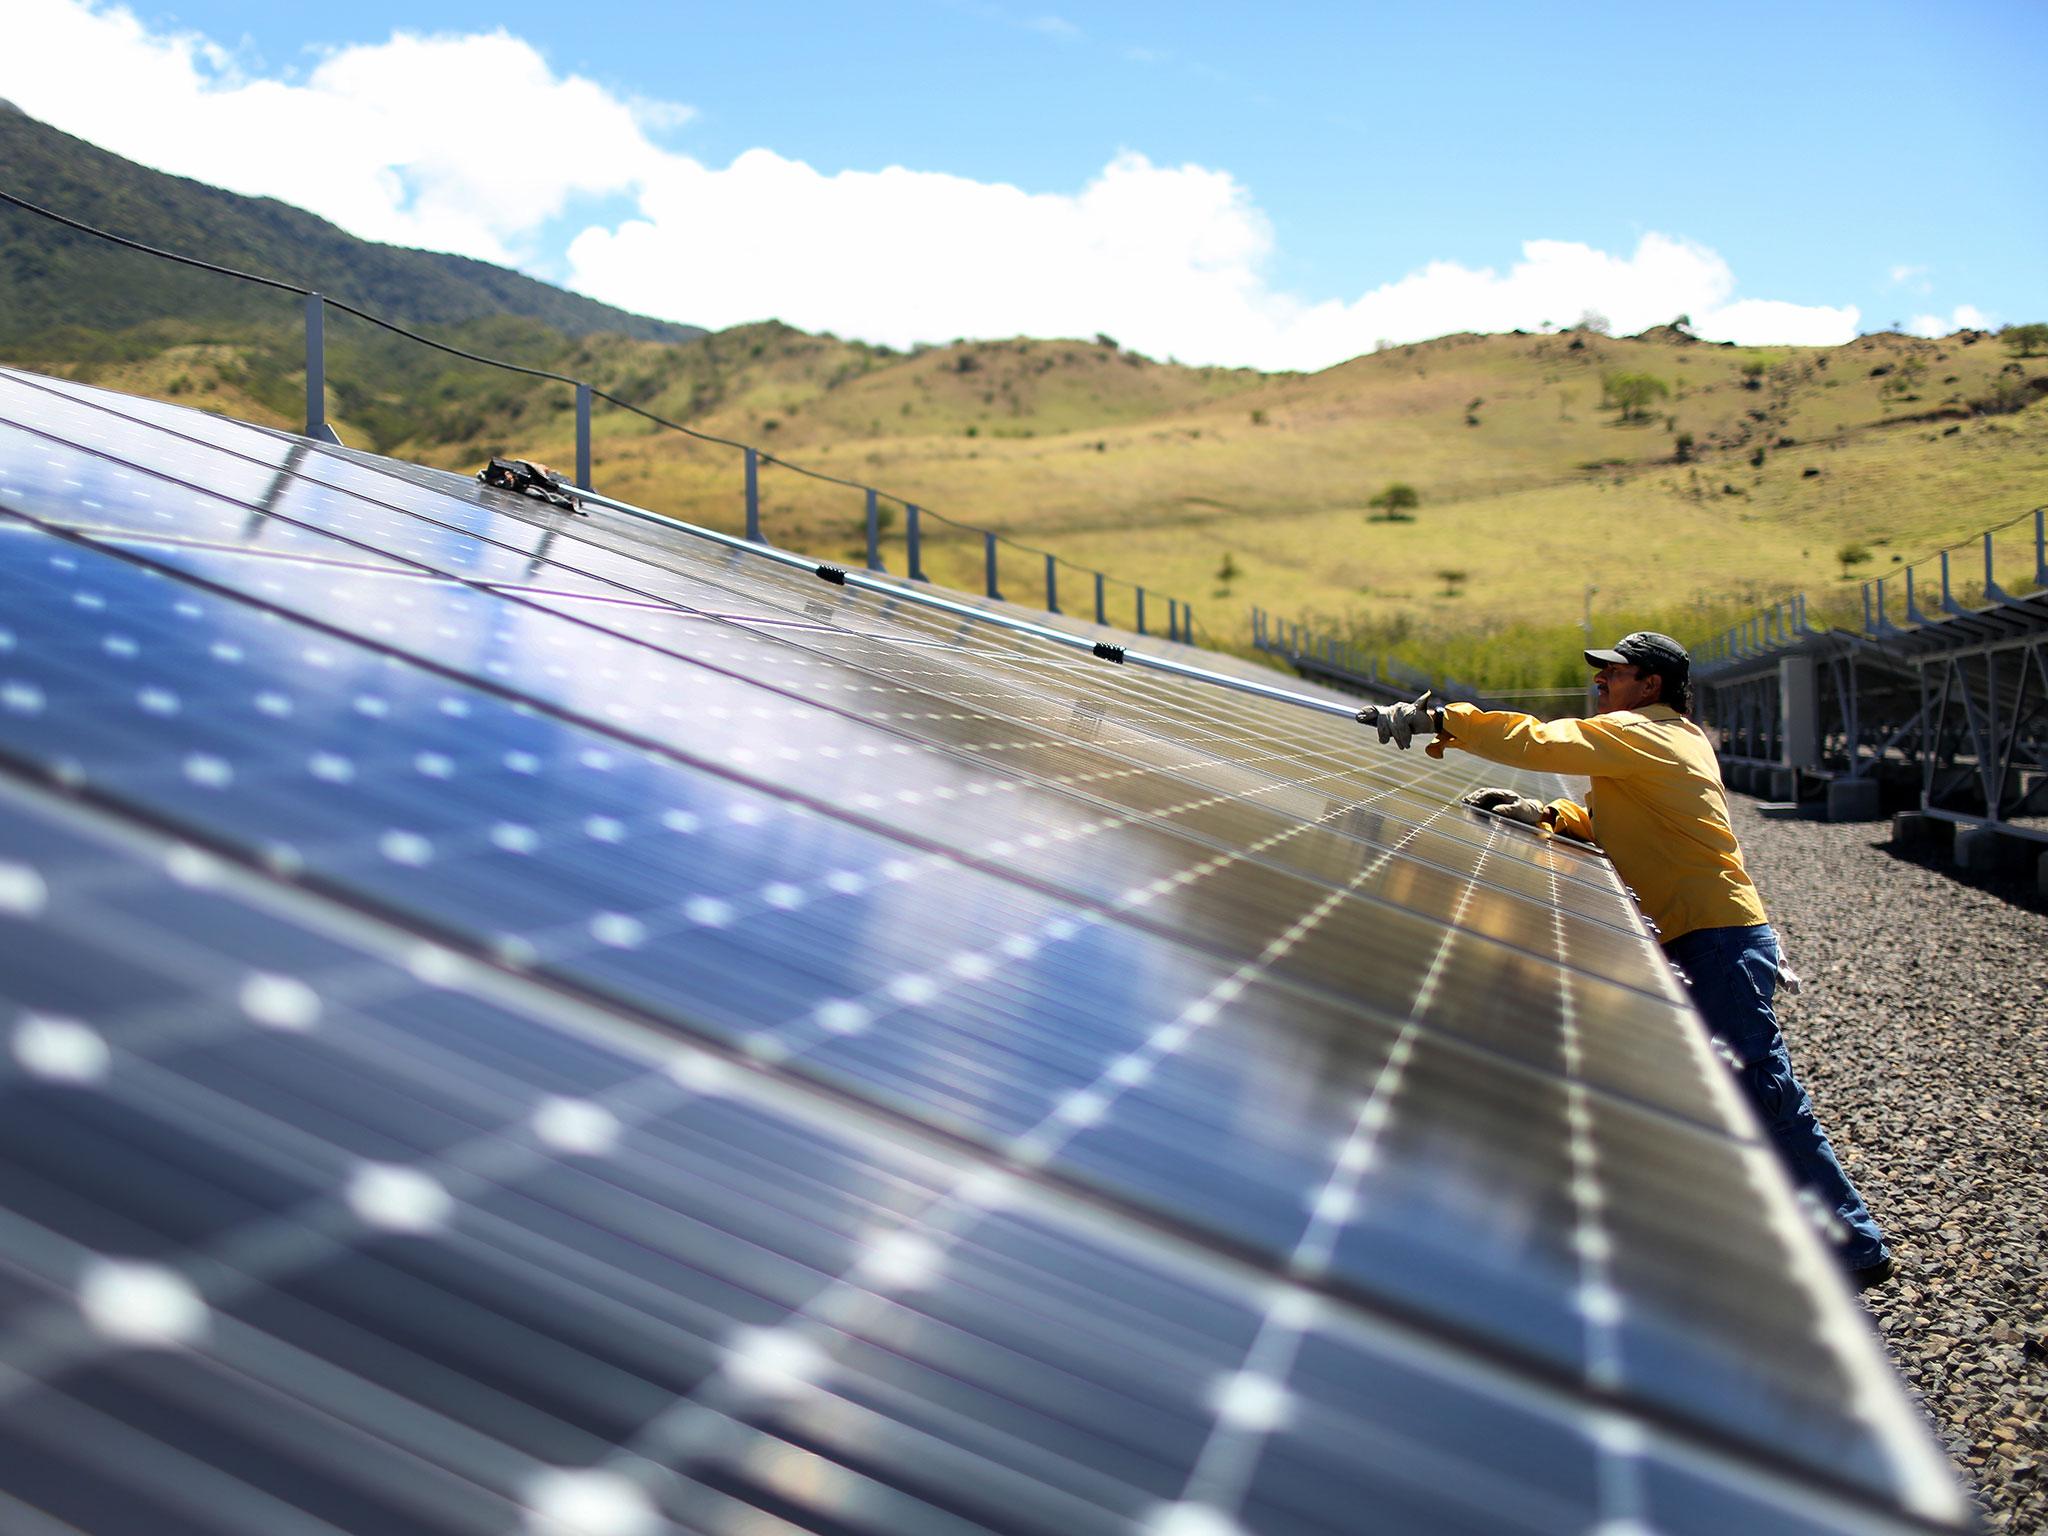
[12,317,2045,693]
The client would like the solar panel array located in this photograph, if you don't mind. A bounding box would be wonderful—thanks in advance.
[0,367,1967,1536]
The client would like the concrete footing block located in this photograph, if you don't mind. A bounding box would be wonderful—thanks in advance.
[1953,825,2017,873]
[1825,778,1881,821]
[1891,811,1933,847]
[1768,767,1800,801]
[2019,771,2048,815]
[2038,849,2048,898]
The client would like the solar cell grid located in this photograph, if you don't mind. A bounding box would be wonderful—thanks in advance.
[0,369,1969,1534]
[4,371,1621,926]
[0,533,1720,1134]
[0,489,1654,1056]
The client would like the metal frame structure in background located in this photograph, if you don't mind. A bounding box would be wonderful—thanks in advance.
[0,189,1199,643]
[1696,512,2048,841]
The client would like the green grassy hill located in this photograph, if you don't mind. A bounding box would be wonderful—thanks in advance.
[4,108,2043,694]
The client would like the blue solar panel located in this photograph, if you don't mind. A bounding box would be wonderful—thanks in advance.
[0,367,1968,1535]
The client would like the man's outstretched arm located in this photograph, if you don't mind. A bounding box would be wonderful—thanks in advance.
[1433,704,1666,777]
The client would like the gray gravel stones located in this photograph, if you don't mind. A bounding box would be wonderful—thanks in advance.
[1729,797,2048,1533]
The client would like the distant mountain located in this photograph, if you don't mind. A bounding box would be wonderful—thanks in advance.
[0,106,702,346]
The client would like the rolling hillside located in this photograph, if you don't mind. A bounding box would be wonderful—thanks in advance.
[0,107,700,345]
[3,109,2043,692]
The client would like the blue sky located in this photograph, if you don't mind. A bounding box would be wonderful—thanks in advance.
[7,0,2043,367]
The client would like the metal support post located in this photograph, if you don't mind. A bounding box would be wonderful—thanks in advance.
[1984,531,2016,604]
[1095,572,1106,626]
[1167,598,1180,643]
[1781,654,1819,768]
[1906,565,1931,625]
[303,294,336,444]
[1136,588,1147,635]
[1862,583,1874,635]
[744,449,761,543]
[906,504,926,580]
[984,532,1002,600]
[1184,606,1195,644]
[864,489,884,571]
[575,383,592,491]
[2037,507,2048,589]
[1941,550,1967,617]
[1044,553,1059,614]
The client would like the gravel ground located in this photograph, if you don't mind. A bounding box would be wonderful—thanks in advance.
[1727,796,2048,1533]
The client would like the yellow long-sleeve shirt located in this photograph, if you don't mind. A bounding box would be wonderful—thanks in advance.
[1435,701,1768,942]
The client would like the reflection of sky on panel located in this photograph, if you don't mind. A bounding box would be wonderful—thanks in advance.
[0,422,400,568]
[123,552,1618,1017]
[29,540,1728,1134]
[0,535,1191,1156]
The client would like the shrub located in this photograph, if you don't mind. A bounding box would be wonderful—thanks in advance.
[2001,322,2048,357]
[1601,371,1670,422]
[1367,482,1421,521]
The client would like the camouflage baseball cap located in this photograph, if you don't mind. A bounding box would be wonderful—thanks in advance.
[1584,631,1689,677]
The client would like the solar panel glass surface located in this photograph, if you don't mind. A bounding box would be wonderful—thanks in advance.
[0,368,1967,1535]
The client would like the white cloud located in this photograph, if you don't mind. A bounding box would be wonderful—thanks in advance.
[1908,304,1992,337]
[2,0,1863,370]
[1,0,668,266]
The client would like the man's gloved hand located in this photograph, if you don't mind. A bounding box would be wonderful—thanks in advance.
[1355,690,1443,750]
[1461,786,1549,827]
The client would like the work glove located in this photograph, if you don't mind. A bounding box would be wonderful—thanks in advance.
[1355,690,1443,750]
[1461,787,1548,827]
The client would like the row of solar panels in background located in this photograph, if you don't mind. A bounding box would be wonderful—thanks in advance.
[0,368,1969,1535]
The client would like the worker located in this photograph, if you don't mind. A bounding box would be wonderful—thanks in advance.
[1358,631,1893,1290]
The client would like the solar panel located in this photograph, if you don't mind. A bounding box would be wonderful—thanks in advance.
[0,366,1968,1535]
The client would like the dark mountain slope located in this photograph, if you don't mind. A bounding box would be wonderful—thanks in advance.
[0,106,700,345]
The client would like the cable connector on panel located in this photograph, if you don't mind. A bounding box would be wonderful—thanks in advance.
[814,564,848,585]
[1093,643,1126,663]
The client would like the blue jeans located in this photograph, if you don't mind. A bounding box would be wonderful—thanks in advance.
[1663,923,1889,1271]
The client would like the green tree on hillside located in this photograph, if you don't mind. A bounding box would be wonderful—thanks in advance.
[1367,483,1420,521]
[1214,551,1241,598]
[2002,322,2048,357]
[1602,370,1670,423]
[1837,541,1873,580]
